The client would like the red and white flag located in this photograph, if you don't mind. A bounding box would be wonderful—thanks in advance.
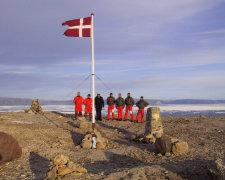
[62,16,92,37]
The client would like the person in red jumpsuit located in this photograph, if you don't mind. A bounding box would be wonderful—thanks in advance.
[107,93,116,120]
[124,93,135,121]
[83,94,92,119]
[73,92,84,118]
[115,93,125,121]
[136,96,149,123]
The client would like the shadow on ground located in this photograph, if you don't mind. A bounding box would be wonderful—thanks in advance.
[29,152,49,180]
[70,131,84,146]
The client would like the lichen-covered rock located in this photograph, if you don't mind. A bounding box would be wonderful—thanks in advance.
[0,132,22,163]
[172,141,189,155]
[155,135,172,155]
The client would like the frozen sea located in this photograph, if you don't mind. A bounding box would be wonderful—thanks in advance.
[1,104,225,117]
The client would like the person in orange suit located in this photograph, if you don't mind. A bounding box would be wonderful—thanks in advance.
[73,92,84,118]
[107,93,115,120]
[83,94,92,119]
[136,96,149,123]
[115,93,125,121]
[124,93,135,121]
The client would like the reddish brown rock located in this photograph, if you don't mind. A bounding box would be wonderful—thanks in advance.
[155,135,172,155]
[0,132,22,163]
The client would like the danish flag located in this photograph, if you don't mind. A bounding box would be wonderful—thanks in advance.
[62,16,92,37]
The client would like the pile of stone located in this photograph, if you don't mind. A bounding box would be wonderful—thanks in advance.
[130,107,163,144]
[155,135,189,156]
[74,116,91,129]
[130,107,189,156]
[27,99,44,114]
[45,155,87,180]
[0,132,22,163]
[81,128,108,149]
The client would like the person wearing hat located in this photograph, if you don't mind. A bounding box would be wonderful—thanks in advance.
[107,93,116,120]
[83,94,92,119]
[95,93,104,121]
[124,93,135,121]
[73,92,84,118]
[115,93,125,120]
[135,96,149,123]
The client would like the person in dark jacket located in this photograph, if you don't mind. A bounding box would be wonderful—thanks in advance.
[115,93,125,120]
[95,93,104,121]
[136,96,149,123]
[124,93,135,121]
[107,93,116,120]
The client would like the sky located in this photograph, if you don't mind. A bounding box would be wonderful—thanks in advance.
[0,0,225,100]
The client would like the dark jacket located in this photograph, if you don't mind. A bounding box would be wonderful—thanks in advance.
[95,96,104,109]
[116,97,125,108]
[107,96,115,105]
[125,96,134,106]
[136,100,148,109]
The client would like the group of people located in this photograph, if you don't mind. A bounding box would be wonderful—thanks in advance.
[73,92,149,123]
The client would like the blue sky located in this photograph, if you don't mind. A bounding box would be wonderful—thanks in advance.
[0,0,225,100]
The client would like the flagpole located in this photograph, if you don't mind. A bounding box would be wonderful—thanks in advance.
[91,13,95,128]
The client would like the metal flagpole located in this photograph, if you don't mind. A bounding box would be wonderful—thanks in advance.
[91,13,95,128]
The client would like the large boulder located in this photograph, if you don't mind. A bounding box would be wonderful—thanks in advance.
[172,141,189,156]
[0,132,22,163]
[27,99,43,114]
[155,135,172,155]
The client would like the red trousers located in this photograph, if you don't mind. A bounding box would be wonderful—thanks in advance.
[108,105,115,119]
[136,109,144,122]
[117,106,123,119]
[85,107,92,116]
[124,106,133,120]
[75,104,82,115]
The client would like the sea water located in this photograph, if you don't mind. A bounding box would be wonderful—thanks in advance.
[0,104,225,117]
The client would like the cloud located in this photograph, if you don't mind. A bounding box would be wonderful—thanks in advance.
[198,28,225,35]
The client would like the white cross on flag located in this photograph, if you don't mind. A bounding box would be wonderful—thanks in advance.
[62,16,92,37]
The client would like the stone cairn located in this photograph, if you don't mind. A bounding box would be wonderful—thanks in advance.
[74,116,92,129]
[80,128,108,150]
[0,132,22,163]
[130,107,189,156]
[27,99,44,114]
[45,155,87,180]
[130,107,163,144]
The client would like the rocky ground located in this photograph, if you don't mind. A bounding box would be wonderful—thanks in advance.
[0,111,224,180]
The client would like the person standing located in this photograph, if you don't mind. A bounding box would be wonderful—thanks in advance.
[107,93,115,120]
[124,93,135,121]
[73,92,84,118]
[115,93,125,120]
[136,96,149,123]
[95,93,104,121]
[83,94,92,119]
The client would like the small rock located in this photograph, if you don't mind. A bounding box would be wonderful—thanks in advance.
[165,152,171,157]
[130,134,137,141]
